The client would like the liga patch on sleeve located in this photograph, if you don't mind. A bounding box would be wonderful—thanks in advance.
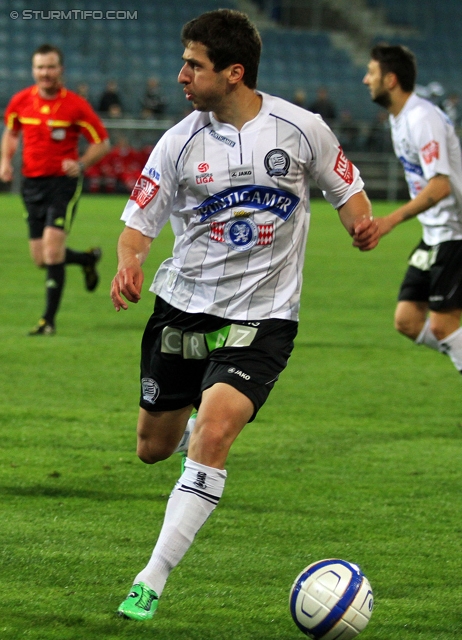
[130,175,160,208]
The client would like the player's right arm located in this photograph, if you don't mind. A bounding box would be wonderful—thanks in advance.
[376,174,451,237]
[0,127,20,182]
[111,226,153,311]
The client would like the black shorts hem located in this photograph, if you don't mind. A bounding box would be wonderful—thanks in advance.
[138,298,297,422]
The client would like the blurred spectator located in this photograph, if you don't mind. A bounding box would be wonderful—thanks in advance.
[308,86,337,124]
[366,110,393,153]
[107,103,123,118]
[140,77,166,118]
[336,110,361,151]
[442,93,460,127]
[427,81,445,106]
[98,80,123,116]
[292,89,306,109]
[75,82,92,104]
[85,135,151,193]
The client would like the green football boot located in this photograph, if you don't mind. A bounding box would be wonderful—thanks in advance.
[180,450,187,474]
[117,582,159,621]
[177,410,198,473]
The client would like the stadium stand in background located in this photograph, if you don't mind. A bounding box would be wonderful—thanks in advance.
[0,0,460,198]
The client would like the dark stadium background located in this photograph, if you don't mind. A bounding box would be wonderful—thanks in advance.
[1,0,460,199]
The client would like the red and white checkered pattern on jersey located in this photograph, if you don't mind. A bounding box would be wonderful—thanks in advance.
[210,221,274,245]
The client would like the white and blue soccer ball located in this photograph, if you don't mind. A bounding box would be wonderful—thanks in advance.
[289,558,373,639]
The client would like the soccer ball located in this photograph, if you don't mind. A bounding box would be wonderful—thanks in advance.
[289,558,373,639]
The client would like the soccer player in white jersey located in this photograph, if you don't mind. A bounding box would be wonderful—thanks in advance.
[363,44,462,377]
[111,9,379,621]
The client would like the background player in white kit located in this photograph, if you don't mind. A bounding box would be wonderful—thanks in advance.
[111,9,379,622]
[363,44,462,377]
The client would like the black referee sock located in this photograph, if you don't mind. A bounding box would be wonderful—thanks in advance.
[43,263,65,326]
[65,247,92,266]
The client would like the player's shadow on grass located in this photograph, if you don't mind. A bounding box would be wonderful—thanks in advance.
[3,610,300,640]
[0,484,162,502]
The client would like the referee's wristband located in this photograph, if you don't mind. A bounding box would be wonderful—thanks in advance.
[78,161,85,174]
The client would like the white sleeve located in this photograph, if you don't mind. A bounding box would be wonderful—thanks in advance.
[306,117,364,209]
[412,108,451,181]
[121,133,178,239]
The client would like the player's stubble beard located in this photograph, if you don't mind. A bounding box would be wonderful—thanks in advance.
[372,87,392,110]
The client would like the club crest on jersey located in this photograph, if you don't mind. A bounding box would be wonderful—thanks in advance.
[225,219,259,251]
[264,149,290,177]
[211,220,274,251]
[130,175,159,209]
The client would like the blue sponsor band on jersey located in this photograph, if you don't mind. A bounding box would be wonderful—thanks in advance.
[196,185,300,222]
[399,156,424,176]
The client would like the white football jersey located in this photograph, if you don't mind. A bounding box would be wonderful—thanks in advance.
[121,91,364,321]
[389,93,462,245]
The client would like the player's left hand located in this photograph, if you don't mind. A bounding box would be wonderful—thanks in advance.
[110,266,144,311]
[352,216,379,251]
[62,158,82,178]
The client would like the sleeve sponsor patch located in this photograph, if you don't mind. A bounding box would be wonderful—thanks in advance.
[334,148,354,184]
[421,140,439,164]
[129,175,160,209]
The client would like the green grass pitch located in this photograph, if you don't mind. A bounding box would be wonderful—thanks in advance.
[1,193,461,639]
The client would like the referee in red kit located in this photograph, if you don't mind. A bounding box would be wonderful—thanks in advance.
[0,44,110,335]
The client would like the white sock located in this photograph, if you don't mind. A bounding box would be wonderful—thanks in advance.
[438,327,462,373]
[173,414,196,453]
[134,458,227,596]
[415,318,439,351]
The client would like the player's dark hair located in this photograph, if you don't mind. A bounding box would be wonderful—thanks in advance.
[32,44,64,65]
[181,9,261,89]
[370,44,416,92]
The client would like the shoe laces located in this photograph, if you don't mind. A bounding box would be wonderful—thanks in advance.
[136,585,157,611]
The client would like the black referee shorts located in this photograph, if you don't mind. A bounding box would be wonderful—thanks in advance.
[21,175,83,239]
[398,239,462,311]
[139,297,298,421]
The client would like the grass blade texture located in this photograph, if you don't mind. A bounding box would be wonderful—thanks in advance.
[1,194,460,639]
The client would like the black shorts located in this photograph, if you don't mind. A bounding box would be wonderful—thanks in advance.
[21,175,83,239]
[398,239,462,311]
[139,297,298,421]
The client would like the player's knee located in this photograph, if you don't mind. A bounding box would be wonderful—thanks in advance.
[194,420,233,457]
[394,315,419,340]
[30,254,45,268]
[136,440,173,465]
[44,252,63,265]
[430,322,450,342]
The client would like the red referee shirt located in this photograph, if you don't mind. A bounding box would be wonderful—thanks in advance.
[4,85,109,177]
